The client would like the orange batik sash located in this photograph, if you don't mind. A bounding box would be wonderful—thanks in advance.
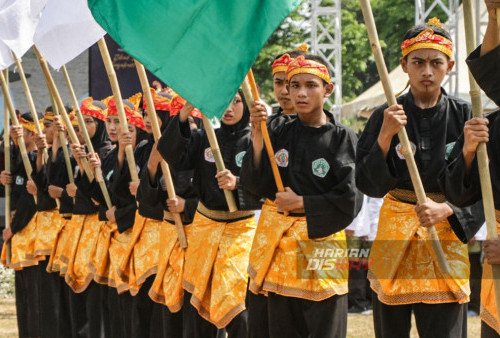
[89,221,116,286]
[47,215,75,274]
[368,194,470,305]
[149,219,191,313]
[33,209,65,259]
[182,211,256,329]
[117,212,161,295]
[479,210,500,335]
[64,213,100,293]
[1,214,42,270]
[248,200,348,300]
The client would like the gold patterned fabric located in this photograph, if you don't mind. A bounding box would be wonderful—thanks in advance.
[89,221,116,286]
[47,216,74,274]
[33,209,65,258]
[1,216,41,270]
[368,194,470,305]
[248,200,348,300]
[149,222,191,313]
[64,213,100,293]
[182,212,256,329]
[117,213,161,295]
[107,227,133,293]
[479,212,500,335]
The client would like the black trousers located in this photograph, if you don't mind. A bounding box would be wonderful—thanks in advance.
[67,281,106,338]
[469,250,483,314]
[161,302,182,338]
[38,259,68,338]
[247,291,269,338]
[182,291,217,338]
[15,266,40,338]
[482,320,500,338]
[372,293,467,338]
[267,292,348,338]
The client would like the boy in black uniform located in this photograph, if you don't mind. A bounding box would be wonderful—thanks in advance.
[1,113,39,337]
[241,54,362,337]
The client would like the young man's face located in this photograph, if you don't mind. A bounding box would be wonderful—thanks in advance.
[43,119,54,145]
[288,73,334,116]
[273,71,293,113]
[401,48,454,97]
[23,128,35,147]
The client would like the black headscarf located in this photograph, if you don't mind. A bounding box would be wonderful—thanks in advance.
[220,89,250,135]
[89,100,112,158]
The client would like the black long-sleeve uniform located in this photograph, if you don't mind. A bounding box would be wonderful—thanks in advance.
[8,146,37,234]
[240,110,362,239]
[356,89,484,243]
[442,45,500,220]
[157,115,261,214]
[31,148,58,212]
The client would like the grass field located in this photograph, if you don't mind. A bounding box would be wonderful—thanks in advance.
[0,298,481,337]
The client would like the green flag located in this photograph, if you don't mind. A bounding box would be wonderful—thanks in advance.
[88,0,300,118]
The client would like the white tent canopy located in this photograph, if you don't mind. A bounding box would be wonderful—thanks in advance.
[341,2,497,119]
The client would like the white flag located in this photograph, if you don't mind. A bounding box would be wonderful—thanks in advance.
[0,0,47,70]
[34,0,106,69]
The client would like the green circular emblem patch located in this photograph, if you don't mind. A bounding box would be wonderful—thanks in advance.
[312,158,330,178]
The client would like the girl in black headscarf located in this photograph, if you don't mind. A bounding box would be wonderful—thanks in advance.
[157,90,261,338]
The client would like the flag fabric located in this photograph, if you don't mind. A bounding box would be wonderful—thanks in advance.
[34,0,106,69]
[0,0,47,69]
[88,0,300,119]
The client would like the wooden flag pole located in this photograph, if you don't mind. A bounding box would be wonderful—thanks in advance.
[0,71,37,205]
[497,8,500,31]
[48,86,74,186]
[463,0,500,317]
[3,69,12,265]
[60,66,112,209]
[12,53,49,163]
[33,47,94,182]
[134,60,188,248]
[242,70,290,217]
[97,38,139,182]
[360,0,450,274]
[201,113,238,212]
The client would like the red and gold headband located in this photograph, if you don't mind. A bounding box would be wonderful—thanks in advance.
[286,55,330,83]
[80,97,107,122]
[44,111,55,121]
[19,116,43,132]
[169,94,202,118]
[401,18,453,59]
[143,87,172,111]
[272,53,294,75]
[68,111,79,126]
[107,98,146,131]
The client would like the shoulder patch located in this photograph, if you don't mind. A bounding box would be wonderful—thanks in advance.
[106,169,114,181]
[15,176,24,185]
[312,158,330,178]
[235,151,246,168]
[445,142,456,161]
[204,147,215,163]
[275,149,289,168]
[395,142,416,160]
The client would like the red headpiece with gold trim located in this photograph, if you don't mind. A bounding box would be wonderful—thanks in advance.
[80,97,107,122]
[169,94,202,118]
[107,98,146,131]
[143,88,172,111]
[44,110,55,121]
[401,18,453,59]
[272,53,294,75]
[286,55,330,83]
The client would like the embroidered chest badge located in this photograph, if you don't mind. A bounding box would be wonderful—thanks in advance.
[204,147,215,163]
[312,158,330,178]
[395,142,417,160]
[15,176,24,185]
[235,151,246,168]
[445,142,456,161]
[275,149,289,167]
